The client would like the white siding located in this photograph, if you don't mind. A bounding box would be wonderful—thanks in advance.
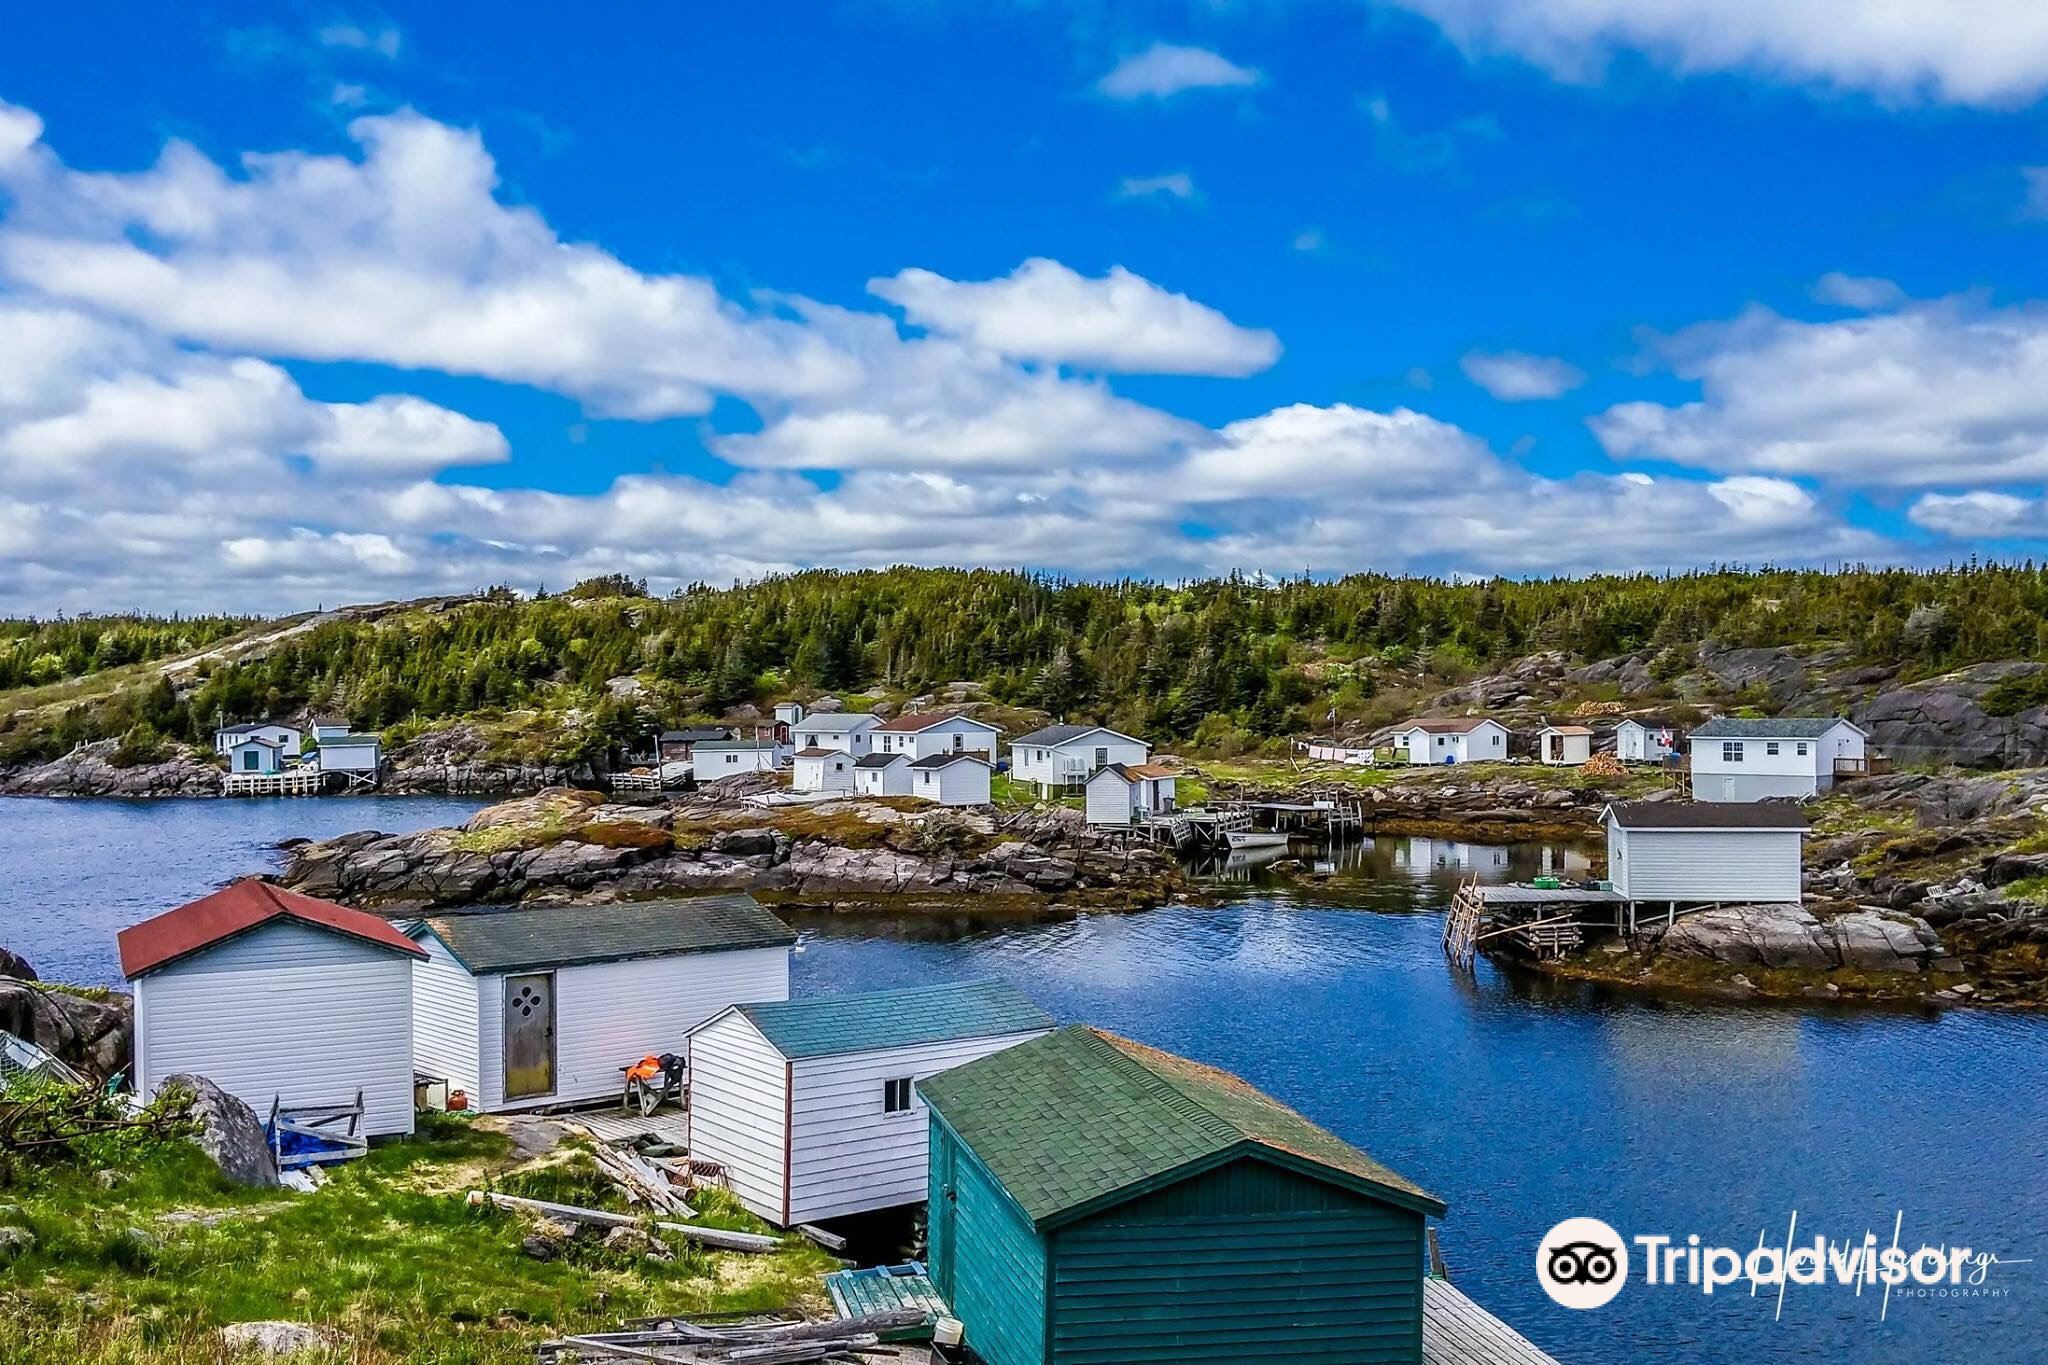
[854,761,913,796]
[875,720,1000,761]
[785,1030,1050,1224]
[697,747,784,775]
[685,1012,790,1223]
[318,740,381,773]
[1539,731,1592,765]
[793,719,876,756]
[913,761,990,806]
[1691,724,1862,800]
[133,920,415,1137]
[1616,723,1671,763]
[1608,826,1803,903]
[472,946,790,1112]
[411,934,481,1103]
[792,752,855,794]
[1085,771,1137,826]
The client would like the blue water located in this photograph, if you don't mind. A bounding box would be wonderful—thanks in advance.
[2,800,2042,1361]
[0,794,489,984]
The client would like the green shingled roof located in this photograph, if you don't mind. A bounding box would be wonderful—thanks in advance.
[415,895,794,975]
[726,977,1053,1059]
[919,1024,1444,1228]
[1689,716,1860,739]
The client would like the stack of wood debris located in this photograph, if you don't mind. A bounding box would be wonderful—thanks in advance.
[537,1308,930,1363]
[1579,751,1627,780]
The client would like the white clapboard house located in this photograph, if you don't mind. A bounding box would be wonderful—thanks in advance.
[1009,724,1150,794]
[910,751,992,806]
[1084,762,1179,827]
[853,751,914,797]
[1391,717,1511,766]
[1686,717,1868,802]
[791,712,880,758]
[1602,801,1808,905]
[406,896,794,1113]
[791,747,857,795]
[686,978,1054,1226]
[215,720,304,761]
[224,736,287,775]
[120,880,425,1137]
[693,738,789,777]
[1614,719,1675,764]
[869,712,1001,761]
[313,732,382,777]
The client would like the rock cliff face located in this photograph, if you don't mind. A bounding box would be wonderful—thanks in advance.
[0,739,221,797]
[1651,903,1947,972]
[278,787,1182,911]
[0,972,133,1078]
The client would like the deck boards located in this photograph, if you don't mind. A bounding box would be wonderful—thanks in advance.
[1422,1277,1559,1364]
[565,1108,692,1146]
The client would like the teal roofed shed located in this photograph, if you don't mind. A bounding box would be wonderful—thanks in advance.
[735,977,1053,1059]
[918,1025,1448,1365]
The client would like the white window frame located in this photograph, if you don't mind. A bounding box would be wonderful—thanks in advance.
[1722,741,1743,763]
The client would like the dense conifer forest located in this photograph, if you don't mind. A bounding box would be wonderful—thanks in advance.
[5,564,2048,765]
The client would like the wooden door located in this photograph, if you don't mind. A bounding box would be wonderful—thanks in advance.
[503,973,555,1101]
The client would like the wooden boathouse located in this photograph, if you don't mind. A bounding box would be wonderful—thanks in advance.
[920,1024,1551,1365]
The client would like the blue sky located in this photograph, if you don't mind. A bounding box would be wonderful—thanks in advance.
[4,2,2048,612]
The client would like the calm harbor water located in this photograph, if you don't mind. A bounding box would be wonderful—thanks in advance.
[3,799,2043,1361]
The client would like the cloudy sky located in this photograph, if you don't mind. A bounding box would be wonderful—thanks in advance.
[5,3,2048,613]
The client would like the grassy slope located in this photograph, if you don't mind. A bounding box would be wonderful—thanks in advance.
[0,1114,836,1364]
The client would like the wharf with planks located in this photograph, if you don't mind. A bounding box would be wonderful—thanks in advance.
[1443,877,1626,968]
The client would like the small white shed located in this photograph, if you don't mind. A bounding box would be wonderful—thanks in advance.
[1391,718,1510,765]
[791,747,856,794]
[225,737,286,774]
[406,896,794,1113]
[694,739,788,777]
[909,752,991,806]
[120,881,424,1137]
[315,733,382,775]
[1614,720,1674,764]
[853,751,914,797]
[1536,725,1594,766]
[1084,762,1178,827]
[686,978,1054,1226]
[1602,801,1808,904]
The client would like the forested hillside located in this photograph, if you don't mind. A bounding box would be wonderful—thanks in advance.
[5,564,2048,767]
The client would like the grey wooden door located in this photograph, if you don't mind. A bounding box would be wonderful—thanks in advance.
[503,973,555,1100]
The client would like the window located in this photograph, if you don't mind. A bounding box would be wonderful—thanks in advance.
[1766,742,1779,756]
[1796,742,1808,756]
[884,1078,913,1113]
[1491,732,1502,747]
[1722,742,1743,763]
[953,733,965,752]
[1094,746,1108,766]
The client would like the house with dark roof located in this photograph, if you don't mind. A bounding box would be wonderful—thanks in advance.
[685,978,1053,1226]
[790,711,881,758]
[1390,716,1510,766]
[1602,800,1809,904]
[871,710,1001,761]
[120,880,425,1136]
[405,896,794,1113]
[693,736,790,777]
[1083,761,1178,826]
[213,720,303,761]
[909,750,992,806]
[1008,723,1150,793]
[852,749,914,797]
[1687,715,1867,802]
[920,1025,1532,1365]
[657,726,732,763]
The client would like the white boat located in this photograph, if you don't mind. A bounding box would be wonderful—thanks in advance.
[1222,830,1290,851]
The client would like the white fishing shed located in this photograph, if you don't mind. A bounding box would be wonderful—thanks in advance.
[120,881,424,1137]
[1602,801,1808,904]
[406,896,794,1113]
[685,978,1054,1226]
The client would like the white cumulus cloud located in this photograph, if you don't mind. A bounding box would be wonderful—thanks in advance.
[1096,44,1261,100]
[1461,350,1586,400]
[1909,490,2035,537]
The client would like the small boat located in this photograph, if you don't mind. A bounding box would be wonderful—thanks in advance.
[1222,830,1290,851]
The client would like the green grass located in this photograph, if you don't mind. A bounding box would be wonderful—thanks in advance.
[989,773,1079,811]
[0,1112,837,1364]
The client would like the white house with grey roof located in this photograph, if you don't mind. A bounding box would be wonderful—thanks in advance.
[1687,716,1866,802]
[853,750,914,797]
[1009,724,1150,794]
[405,896,794,1113]
[693,737,789,777]
[791,712,879,758]
[685,978,1054,1225]
[1390,717,1510,765]
[1603,801,1808,904]
[792,746,856,795]
[910,751,992,806]
[215,720,303,761]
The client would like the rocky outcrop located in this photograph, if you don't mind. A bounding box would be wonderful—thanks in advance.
[219,1322,329,1356]
[1852,662,2048,770]
[379,723,596,795]
[163,1074,280,1189]
[278,788,1183,910]
[1652,903,1944,972]
[0,975,132,1077]
[0,739,221,797]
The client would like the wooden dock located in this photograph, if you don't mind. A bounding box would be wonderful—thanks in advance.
[1422,1276,1558,1364]
[222,768,328,797]
[1444,878,1625,969]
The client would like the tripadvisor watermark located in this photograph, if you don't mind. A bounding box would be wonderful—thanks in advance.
[1536,1212,2030,1321]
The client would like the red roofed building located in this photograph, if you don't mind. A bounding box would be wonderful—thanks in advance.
[870,711,1001,762]
[123,880,424,1137]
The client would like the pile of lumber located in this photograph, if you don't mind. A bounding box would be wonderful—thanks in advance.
[1580,751,1627,779]
[538,1309,929,1363]
[467,1191,780,1254]
[584,1139,696,1216]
